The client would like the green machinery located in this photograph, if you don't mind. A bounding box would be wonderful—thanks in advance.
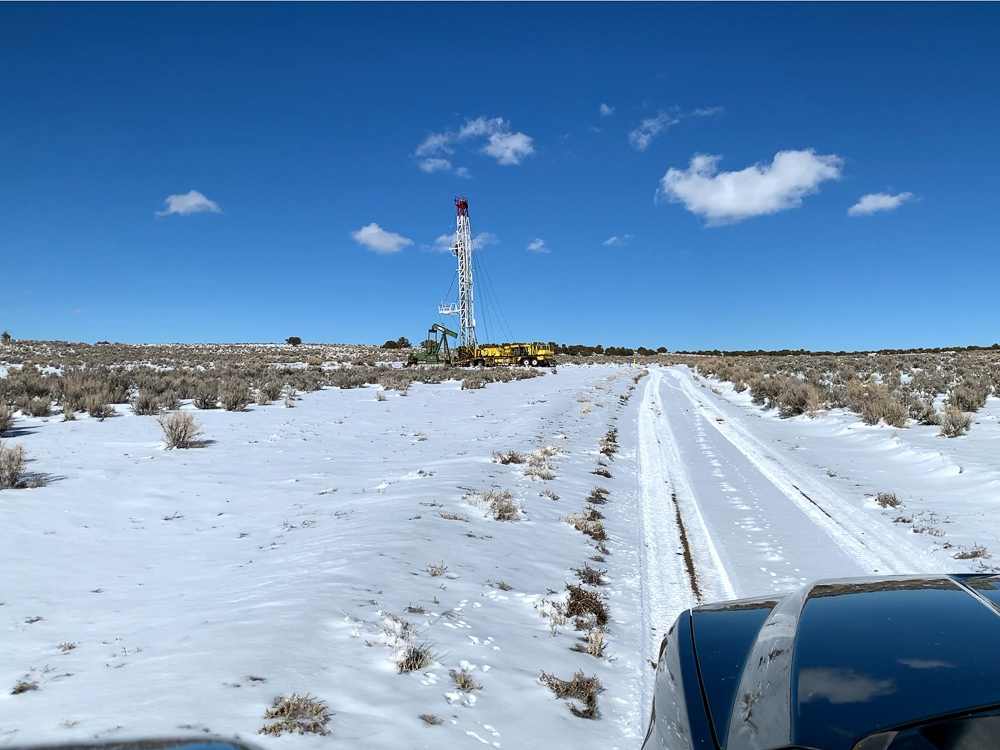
[408,323,457,365]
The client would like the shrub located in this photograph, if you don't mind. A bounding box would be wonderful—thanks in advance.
[158,411,203,449]
[25,397,51,417]
[131,390,161,416]
[776,381,822,417]
[192,382,219,410]
[220,379,250,412]
[260,693,328,736]
[85,395,116,420]
[939,406,973,438]
[908,397,940,426]
[540,671,603,718]
[0,442,26,489]
[858,389,908,428]
[0,404,12,434]
[948,381,990,413]
[285,337,302,346]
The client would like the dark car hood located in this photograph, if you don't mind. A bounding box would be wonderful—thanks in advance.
[698,574,1000,750]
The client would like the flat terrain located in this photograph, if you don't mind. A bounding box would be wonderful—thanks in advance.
[2,363,996,749]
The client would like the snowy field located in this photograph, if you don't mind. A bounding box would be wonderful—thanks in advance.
[3,363,998,750]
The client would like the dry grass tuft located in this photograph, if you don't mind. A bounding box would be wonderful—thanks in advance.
[571,629,610,659]
[540,671,603,718]
[565,512,607,542]
[58,642,77,652]
[474,489,522,521]
[591,467,613,479]
[565,583,609,629]
[438,511,468,522]
[540,489,560,501]
[11,680,39,695]
[426,561,448,577]
[574,563,607,586]
[587,487,610,505]
[875,492,901,508]
[599,427,619,457]
[954,544,992,560]
[260,693,329,735]
[419,714,444,726]
[492,450,525,465]
[449,667,482,692]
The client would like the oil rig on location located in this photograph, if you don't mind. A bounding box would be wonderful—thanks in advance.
[409,197,554,367]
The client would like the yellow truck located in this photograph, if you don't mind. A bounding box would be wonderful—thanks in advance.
[454,342,555,367]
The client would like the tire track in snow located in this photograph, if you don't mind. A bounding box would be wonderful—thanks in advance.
[637,369,736,666]
[667,369,939,575]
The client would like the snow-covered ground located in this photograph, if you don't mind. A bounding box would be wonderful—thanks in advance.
[3,364,997,750]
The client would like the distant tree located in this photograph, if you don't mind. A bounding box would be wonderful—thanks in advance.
[1,331,10,343]
[286,336,302,346]
[656,346,668,354]
[382,339,399,349]
[396,336,411,348]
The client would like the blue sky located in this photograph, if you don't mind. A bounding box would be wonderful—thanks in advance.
[1,3,998,351]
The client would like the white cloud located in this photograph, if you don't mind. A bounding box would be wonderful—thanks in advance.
[155,190,221,217]
[351,223,413,255]
[603,234,632,246]
[415,132,454,157]
[628,111,680,151]
[599,103,615,117]
[432,231,499,253]
[692,106,724,117]
[848,191,915,216]
[657,149,844,225]
[483,131,534,165]
[414,116,534,172]
[527,238,548,253]
[433,233,455,252]
[419,158,452,173]
[475,231,499,248]
[458,116,505,139]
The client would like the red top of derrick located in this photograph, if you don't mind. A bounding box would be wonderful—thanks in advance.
[455,197,469,217]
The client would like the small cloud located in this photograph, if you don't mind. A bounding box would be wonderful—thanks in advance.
[628,111,680,151]
[599,103,615,117]
[483,131,534,165]
[73,308,83,315]
[432,233,455,252]
[692,106,724,117]
[419,158,453,173]
[848,191,915,216]
[603,234,632,246]
[414,116,534,172]
[415,132,454,158]
[527,238,549,253]
[432,231,498,253]
[351,223,413,255]
[656,149,844,225]
[155,190,221,217]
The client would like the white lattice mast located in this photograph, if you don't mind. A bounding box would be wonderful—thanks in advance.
[452,197,476,350]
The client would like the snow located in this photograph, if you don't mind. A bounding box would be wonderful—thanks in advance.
[2,363,996,749]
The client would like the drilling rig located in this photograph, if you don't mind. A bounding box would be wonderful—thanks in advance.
[410,197,554,367]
